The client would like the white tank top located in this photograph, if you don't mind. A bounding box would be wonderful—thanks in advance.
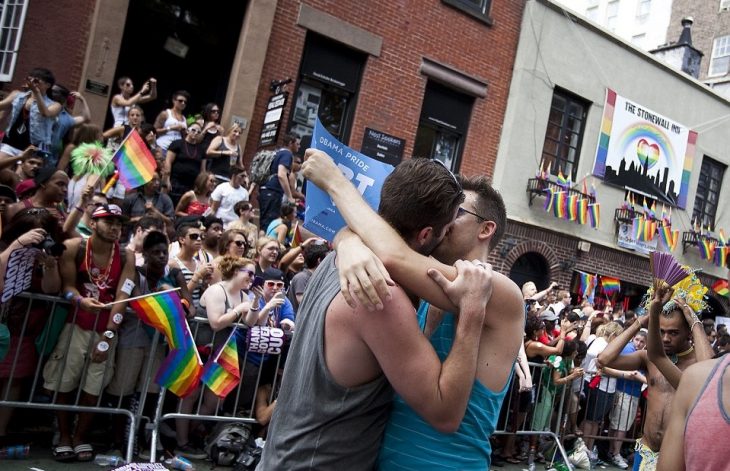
[156,108,187,151]
[110,97,129,127]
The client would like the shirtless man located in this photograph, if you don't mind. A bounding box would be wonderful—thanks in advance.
[302,151,524,469]
[597,286,713,469]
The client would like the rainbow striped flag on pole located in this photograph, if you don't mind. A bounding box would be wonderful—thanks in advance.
[156,332,203,398]
[113,128,157,189]
[713,279,729,298]
[202,328,241,398]
[578,271,598,303]
[601,276,621,296]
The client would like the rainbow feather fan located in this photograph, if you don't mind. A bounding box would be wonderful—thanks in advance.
[649,252,691,291]
[70,142,114,177]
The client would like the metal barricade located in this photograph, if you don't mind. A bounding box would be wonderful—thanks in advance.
[0,292,156,464]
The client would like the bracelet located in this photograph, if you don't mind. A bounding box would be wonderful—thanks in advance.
[690,320,702,332]
[75,206,84,212]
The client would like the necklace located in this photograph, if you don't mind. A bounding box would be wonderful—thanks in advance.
[670,345,694,364]
[85,236,114,289]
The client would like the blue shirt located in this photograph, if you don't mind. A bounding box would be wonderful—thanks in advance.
[378,302,512,470]
[263,148,292,193]
[240,295,295,366]
[614,342,643,396]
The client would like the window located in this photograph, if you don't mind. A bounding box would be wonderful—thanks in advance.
[0,0,29,82]
[606,0,619,31]
[636,0,651,23]
[539,88,589,180]
[722,0,730,11]
[442,0,492,24]
[709,35,730,76]
[413,81,474,172]
[692,157,726,229]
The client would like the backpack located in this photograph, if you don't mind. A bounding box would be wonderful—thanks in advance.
[249,149,279,186]
[206,422,254,466]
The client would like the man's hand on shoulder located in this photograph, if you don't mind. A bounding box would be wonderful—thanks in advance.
[427,259,491,323]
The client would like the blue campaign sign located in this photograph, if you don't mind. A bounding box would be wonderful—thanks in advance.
[304,120,394,241]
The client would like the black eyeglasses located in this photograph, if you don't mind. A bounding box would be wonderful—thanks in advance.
[188,233,204,241]
[232,240,246,247]
[458,207,487,222]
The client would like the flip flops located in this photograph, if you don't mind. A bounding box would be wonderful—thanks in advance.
[74,443,94,462]
[53,445,76,462]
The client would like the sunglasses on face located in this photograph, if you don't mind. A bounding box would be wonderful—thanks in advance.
[188,233,204,241]
[188,128,202,134]
[239,268,255,277]
[265,281,284,288]
[175,98,187,104]
[232,240,246,247]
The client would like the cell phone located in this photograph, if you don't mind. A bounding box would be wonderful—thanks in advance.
[251,276,264,289]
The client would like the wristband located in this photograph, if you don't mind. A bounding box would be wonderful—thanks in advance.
[64,291,75,301]
[690,320,702,332]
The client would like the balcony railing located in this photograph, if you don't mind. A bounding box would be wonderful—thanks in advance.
[526,177,595,206]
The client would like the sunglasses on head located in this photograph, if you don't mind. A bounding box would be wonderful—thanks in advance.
[265,280,284,288]
[188,233,204,241]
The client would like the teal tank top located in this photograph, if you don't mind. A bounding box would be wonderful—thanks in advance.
[378,302,512,470]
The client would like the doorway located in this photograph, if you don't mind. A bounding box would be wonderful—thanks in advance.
[509,252,550,292]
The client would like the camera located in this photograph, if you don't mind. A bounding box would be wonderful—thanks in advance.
[35,235,65,257]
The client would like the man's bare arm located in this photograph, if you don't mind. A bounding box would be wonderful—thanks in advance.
[597,315,648,371]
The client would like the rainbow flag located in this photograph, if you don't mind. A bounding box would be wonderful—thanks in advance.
[713,279,729,298]
[544,188,555,212]
[641,219,656,242]
[698,238,716,261]
[714,246,728,268]
[156,337,203,398]
[658,225,679,252]
[588,203,600,229]
[567,194,579,221]
[202,329,241,398]
[290,221,303,248]
[556,169,570,188]
[553,191,567,218]
[578,271,597,303]
[601,276,621,296]
[130,290,190,349]
[632,217,644,240]
[578,198,588,225]
[113,128,157,189]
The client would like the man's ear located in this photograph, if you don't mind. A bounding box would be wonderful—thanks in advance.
[415,226,434,249]
[479,220,496,242]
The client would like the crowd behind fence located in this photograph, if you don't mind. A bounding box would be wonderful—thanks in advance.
[0,292,650,468]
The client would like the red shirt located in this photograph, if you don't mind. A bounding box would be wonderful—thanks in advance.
[74,241,123,332]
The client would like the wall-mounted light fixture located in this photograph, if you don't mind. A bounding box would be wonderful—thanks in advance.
[498,238,518,258]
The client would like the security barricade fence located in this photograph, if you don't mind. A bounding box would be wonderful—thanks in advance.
[0,292,650,468]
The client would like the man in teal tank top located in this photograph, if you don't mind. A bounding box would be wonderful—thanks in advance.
[316,166,525,470]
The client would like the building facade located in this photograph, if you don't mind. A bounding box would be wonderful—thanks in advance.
[554,0,673,50]
[490,0,729,316]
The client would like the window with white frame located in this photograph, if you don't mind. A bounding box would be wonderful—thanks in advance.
[636,0,651,24]
[606,0,619,31]
[0,0,29,82]
[709,35,730,77]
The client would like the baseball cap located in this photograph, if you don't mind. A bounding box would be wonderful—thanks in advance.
[91,203,127,220]
[0,184,17,202]
[15,179,36,199]
[262,267,284,282]
[539,310,559,322]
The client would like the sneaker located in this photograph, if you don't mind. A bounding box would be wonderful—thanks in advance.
[610,453,629,469]
[174,443,207,460]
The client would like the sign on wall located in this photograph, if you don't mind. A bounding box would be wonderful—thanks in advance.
[592,89,697,209]
[360,127,405,166]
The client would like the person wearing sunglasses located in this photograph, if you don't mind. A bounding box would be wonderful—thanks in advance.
[169,224,213,309]
[218,229,248,259]
[154,90,190,153]
[109,76,156,127]
[164,122,204,206]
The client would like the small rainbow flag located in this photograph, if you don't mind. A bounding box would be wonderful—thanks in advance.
[601,276,621,296]
[658,225,679,252]
[202,328,241,398]
[130,290,190,349]
[567,194,579,221]
[713,279,729,298]
[714,246,728,268]
[578,271,598,303]
[290,221,303,248]
[632,217,644,240]
[113,128,157,189]
[587,203,598,227]
[641,219,656,242]
[698,238,716,261]
[556,169,570,188]
[553,191,567,218]
[544,188,555,212]
[578,198,588,225]
[156,338,203,397]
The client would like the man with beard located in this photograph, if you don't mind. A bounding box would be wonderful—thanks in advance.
[301,153,524,469]
[44,204,136,462]
[259,156,496,470]
[598,287,714,470]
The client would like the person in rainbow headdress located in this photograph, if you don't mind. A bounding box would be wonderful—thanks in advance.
[597,270,714,471]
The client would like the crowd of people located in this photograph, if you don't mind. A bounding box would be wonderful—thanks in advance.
[0,67,329,463]
[0,66,727,471]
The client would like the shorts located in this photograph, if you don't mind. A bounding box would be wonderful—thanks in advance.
[43,323,115,396]
[610,390,640,431]
[106,345,164,396]
[583,382,614,422]
[0,143,22,157]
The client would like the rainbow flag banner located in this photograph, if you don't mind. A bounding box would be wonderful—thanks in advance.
[556,169,570,188]
[698,238,716,261]
[202,328,241,398]
[714,246,728,268]
[658,225,679,252]
[601,276,621,296]
[578,198,588,225]
[713,279,729,298]
[578,271,598,303]
[156,335,203,398]
[129,289,190,349]
[113,128,157,189]
[632,217,644,240]
[553,191,567,218]
[588,203,600,229]
[567,194,579,221]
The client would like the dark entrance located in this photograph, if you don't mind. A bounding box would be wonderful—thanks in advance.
[509,252,550,292]
[108,0,249,128]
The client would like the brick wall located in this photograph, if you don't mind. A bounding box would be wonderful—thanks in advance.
[243,0,525,177]
[3,0,96,92]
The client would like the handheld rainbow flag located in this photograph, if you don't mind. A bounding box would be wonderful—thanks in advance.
[713,279,729,298]
[129,289,190,349]
[290,221,304,248]
[600,276,621,296]
[156,334,203,398]
[578,271,598,303]
[113,128,157,189]
[202,328,241,398]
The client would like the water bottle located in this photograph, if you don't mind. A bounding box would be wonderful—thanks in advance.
[94,454,125,466]
[165,455,195,470]
[0,445,29,459]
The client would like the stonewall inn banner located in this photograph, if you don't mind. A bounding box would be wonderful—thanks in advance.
[592,89,697,209]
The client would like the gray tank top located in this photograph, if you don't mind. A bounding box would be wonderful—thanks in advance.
[258,252,393,470]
